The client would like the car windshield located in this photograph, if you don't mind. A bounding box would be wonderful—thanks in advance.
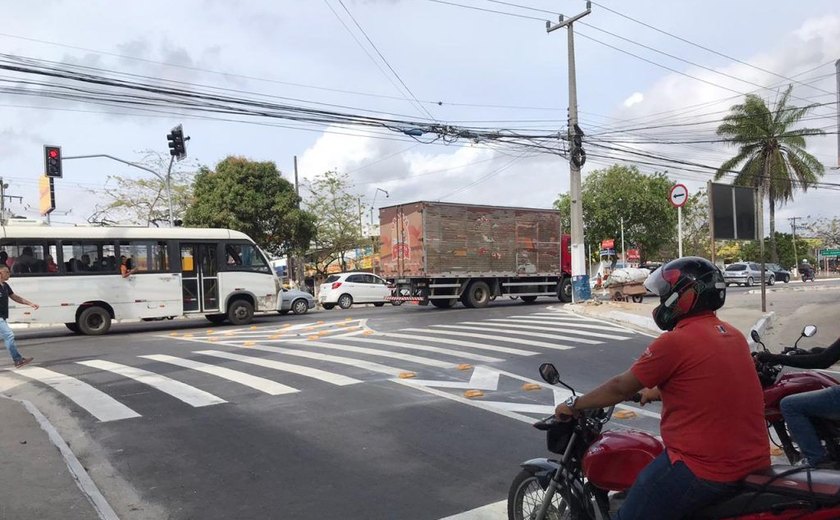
[725,264,746,271]
[325,275,340,283]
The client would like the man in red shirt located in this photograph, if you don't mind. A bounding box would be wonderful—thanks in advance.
[555,257,769,519]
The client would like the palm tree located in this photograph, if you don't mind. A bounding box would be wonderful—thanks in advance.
[715,85,825,263]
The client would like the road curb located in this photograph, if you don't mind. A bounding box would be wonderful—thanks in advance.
[745,285,840,295]
[1,396,120,520]
[748,312,775,351]
[566,304,661,336]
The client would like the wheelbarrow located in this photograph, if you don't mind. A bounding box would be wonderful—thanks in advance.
[610,282,646,303]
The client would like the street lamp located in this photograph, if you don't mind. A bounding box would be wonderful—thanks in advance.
[370,188,389,228]
[370,188,389,275]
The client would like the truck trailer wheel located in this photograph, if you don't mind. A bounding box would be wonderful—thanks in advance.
[462,281,491,308]
[431,299,457,309]
[558,278,572,303]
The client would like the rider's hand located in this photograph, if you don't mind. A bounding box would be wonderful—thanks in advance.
[754,351,777,363]
[554,403,578,419]
[639,387,661,406]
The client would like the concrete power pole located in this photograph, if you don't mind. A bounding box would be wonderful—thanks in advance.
[789,216,803,272]
[547,2,592,302]
[836,59,839,167]
[293,156,306,289]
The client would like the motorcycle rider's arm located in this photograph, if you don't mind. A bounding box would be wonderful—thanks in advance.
[554,369,644,417]
[757,337,840,369]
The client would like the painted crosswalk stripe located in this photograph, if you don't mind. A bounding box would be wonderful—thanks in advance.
[15,367,141,422]
[302,340,456,368]
[401,328,571,350]
[77,360,226,408]
[139,355,298,396]
[493,317,631,333]
[194,350,361,385]
[331,336,503,362]
[529,312,589,321]
[464,321,632,341]
[432,324,599,345]
[384,332,537,357]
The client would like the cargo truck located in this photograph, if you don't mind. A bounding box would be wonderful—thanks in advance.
[378,202,572,308]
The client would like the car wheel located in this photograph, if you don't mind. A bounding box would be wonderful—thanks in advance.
[65,322,80,333]
[462,281,491,308]
[768,276,775,286]
[78,306,112,335]
[291,299,309,315]
[558,277,572,303]
[746,277,754,287]
[373,302,385,307]
[338,294,353,310]
[227,299,255,325]
[784,275,790,283]
[322,303,335,310]
[391,301,403,306]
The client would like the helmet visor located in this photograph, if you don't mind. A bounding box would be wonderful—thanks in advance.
[644,266,679,296]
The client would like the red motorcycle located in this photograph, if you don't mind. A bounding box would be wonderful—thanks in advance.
[507,362,840,520]
[752,325,840,465]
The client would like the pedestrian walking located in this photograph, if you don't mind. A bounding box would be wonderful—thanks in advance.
[0,265,39,368]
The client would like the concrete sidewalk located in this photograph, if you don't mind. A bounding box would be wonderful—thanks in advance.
[0,396,114,520]
[567,297,773,344]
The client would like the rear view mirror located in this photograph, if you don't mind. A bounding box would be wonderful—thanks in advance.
[802,325,817,338]
[750,330,761,343]
[539,363,560,385]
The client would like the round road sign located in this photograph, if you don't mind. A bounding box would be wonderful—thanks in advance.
[669,184,688,208]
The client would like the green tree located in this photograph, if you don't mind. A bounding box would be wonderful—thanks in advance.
[304,170,366,276]
[715,85,826,263]
[806,218,840,247]
[554,165,677,263]
[183,156,316,256]
[87,150,195,226]
[742,233,817,269]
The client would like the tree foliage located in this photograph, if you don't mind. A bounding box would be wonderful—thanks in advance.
[87,150,195,226]
[304,170,366,275]
[715,85,825,263]
[183,156,316,257]
[806,218,840,247]
[554,164,677,262]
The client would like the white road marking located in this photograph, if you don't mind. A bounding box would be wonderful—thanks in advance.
[194,350,361,385]
[438,499,506,520]
[401,328,569,351]
[14,367,141,422]
[432,324,595,346]
[301,339,456,368]
[491,317,631,333]
[461,321,632,341]
[77,360,226,407]
[412,366,501,389]
[384,332,537,356]
[139,354,298,396]
[332,336,502,362]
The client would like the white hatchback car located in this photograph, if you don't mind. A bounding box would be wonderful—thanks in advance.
[318,272,394,309]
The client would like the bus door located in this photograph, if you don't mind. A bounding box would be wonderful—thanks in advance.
[180,243,220,313]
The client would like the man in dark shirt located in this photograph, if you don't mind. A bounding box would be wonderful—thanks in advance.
[0,265,39,367]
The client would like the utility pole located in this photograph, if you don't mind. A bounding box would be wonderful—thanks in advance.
[547,1,592,302]
[835,59,839,167]
[620,217,625,264]
[0,178,23,225]
[789,216,803,271]
[293,156,306,289]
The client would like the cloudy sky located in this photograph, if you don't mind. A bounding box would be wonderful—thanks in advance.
[2,0,838,234]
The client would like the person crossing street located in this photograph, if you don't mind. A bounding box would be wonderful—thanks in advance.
[0,265,39,368]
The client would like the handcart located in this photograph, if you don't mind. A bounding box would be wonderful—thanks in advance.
[609,281,646,303]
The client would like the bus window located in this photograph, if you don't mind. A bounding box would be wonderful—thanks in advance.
[63,241,117,274]
[224,243,270,273]
[2,242,56,275]
[121,241,169,273]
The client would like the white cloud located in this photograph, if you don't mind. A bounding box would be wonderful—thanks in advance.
[623,92,644,108]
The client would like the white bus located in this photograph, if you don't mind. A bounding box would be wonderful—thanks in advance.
[0,223,282,334]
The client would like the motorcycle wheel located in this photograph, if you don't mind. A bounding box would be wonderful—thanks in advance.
[507,469,574,520]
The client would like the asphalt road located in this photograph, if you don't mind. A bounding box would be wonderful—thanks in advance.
[0,299,657,520]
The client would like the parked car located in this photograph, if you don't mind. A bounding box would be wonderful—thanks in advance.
[765,263,792,283]
[723,262,775,287]
[278,288,316,315]
[318,272,394,310]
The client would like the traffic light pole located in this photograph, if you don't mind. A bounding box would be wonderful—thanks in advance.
[548,3,591,302]
[165,155,175,227]
[64,154,175,226]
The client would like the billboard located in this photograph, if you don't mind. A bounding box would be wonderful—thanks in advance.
[710,183,756,240]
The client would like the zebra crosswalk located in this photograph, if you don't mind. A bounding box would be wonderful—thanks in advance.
[0,309,639,423]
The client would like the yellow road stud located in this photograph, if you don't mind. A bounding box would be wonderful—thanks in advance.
[457,364,472,371]
[169,332,179,336]
[398,372,416,379]
[613,410,637,420]
[522,383,541,391]
[307,335,319,341]
[363,330,375,336]
[464,390,484,399]
[243,341,255,347]
[206,330,214,334]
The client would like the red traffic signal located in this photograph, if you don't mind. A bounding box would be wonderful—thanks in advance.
[44,145,63,178]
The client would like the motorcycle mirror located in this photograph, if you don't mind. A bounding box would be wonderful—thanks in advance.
[802,325,817,338]
[750,330,762,343]
[539,363,560,385]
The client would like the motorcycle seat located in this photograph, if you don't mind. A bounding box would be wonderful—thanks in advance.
[743,465,840,503]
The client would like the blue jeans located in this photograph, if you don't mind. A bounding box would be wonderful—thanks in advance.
[780,386,840,465]
[0,318,22,363]
[614,452,740,520]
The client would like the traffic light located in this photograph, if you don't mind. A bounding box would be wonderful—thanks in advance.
[166,125,188,160]
[44,145,62,178]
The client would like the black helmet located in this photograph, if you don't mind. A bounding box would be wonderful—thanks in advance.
[644,256,726,331]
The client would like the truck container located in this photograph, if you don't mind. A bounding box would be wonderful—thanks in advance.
[379,201,572,308]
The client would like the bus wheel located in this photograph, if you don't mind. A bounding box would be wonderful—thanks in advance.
[228,299,254,325]
[78,306,112,335]
[206,314,227,324]
[65,323,80,334]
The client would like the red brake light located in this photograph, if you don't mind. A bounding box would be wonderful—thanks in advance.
[331,282,342,289]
